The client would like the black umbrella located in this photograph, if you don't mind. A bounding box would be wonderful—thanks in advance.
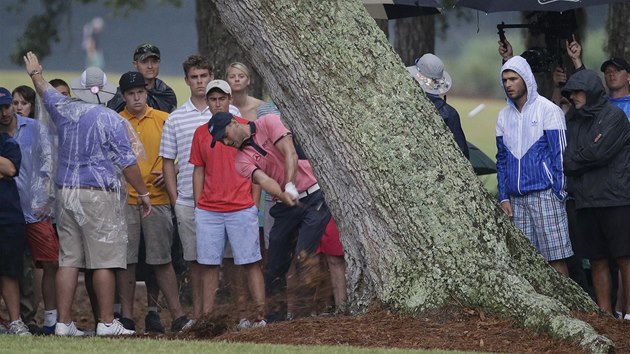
[467,141,496,176]
[455,0,628,13]
[363,0,441,19]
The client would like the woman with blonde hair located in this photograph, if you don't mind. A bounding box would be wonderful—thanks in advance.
[225,62,265,121]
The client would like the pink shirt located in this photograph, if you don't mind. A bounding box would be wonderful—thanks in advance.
[235,114,318,193]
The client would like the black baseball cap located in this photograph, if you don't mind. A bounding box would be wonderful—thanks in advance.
[133,43,160,61]
[600,57,630,72]
[119,71,146,94]
[208,112,234,148]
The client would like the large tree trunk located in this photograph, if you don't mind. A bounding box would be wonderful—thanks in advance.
[195,0,264,98]
[605,3,630,58]
[393,16,435,66]
[208,1,611,352]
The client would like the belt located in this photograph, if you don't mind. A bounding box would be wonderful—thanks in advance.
[276,183,320,203]
[59,185,116,193]
[297,183,320,199]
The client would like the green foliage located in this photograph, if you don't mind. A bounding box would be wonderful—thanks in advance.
[7,0,181,66]
[9,0,71,66]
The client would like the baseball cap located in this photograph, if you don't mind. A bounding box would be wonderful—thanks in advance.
[600,57,630,72]
[208,112,234,148]
[119,71,146,93]
[205,80,232,96]
[69,67,117,104]
[133,43,161,61]
[0,87,12,106]
[407,53,452,95]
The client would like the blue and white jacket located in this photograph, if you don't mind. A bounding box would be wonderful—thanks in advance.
[496,56,567,203]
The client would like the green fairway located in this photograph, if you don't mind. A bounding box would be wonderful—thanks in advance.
[0,335,476,354]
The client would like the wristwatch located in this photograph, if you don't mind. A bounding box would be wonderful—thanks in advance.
[29,70,41,77]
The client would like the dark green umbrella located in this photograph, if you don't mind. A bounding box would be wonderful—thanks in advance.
[467,141,496,176]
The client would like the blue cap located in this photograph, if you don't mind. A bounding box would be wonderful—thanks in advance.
[208,112,234,148]
[0,87,12,106]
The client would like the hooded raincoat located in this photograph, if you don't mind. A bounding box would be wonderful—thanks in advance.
[562,69,630,209]
[496,56,567,202]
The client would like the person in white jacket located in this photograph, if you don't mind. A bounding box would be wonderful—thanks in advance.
[495,55,573,275]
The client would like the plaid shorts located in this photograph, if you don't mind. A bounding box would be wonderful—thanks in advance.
[511,189,573,261]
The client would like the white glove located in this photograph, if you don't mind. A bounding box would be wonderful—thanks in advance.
[284,182,299,200]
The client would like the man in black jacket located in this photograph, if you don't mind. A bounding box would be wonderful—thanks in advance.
[107,43,177,113]
[562,69,630,320]
[407,53,469,159]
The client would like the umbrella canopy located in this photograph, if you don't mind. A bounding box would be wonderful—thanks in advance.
[467,141,496,176]
[363,0,441,19]
[455,0,628,13]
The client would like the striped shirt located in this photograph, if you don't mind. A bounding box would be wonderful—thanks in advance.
[159,98,240,207]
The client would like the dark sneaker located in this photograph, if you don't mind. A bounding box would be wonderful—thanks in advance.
[42,324,55,335]
[27,323,44,335]
[170,315,194,333]
[118,317,136,331]
[144,311,164,334]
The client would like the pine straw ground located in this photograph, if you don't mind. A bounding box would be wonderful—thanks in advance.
[66,278,630,354]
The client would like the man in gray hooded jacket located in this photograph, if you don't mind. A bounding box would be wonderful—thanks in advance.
[562,69,630,319]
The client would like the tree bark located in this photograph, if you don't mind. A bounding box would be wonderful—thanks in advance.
[393,16,435,66]
[208,1,612,352]
[605,3,630,58]
[195,0,264,98]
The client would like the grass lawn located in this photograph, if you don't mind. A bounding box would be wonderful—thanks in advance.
[0,335,475,354]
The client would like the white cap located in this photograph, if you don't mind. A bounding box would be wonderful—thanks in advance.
[205,79,232,96]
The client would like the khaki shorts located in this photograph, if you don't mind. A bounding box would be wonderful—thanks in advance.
[126,204,173,265]
[56,188,127,269]
[174,204,196,261]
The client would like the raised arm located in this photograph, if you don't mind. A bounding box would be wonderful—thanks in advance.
[23,52,51,96]
[566,34,583,70]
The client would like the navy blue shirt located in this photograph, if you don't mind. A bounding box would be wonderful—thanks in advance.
[0,132,25,225]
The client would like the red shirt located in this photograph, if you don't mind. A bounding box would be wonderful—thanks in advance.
[189,116,254,212]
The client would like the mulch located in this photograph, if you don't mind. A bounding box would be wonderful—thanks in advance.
[15,275,629,353]
[177,305,629,353]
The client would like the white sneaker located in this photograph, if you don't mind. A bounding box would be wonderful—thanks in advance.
[251,319,267,329]
[623,314,630,321]
[9,319,32,336]
[97,319,135,336]
[55,321,85,336]
[237,318,251,330]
